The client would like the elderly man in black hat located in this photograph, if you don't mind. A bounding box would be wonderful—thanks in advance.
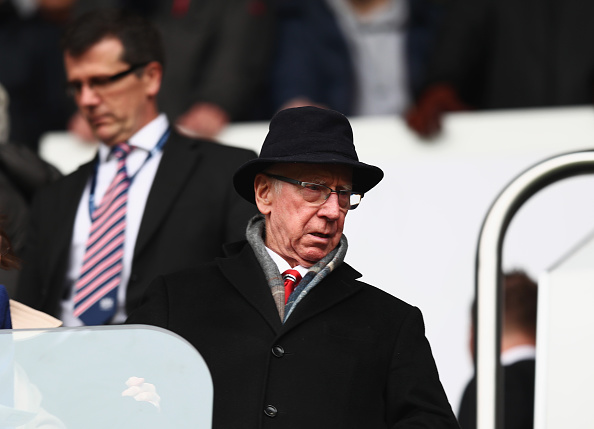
[127,106,459,428]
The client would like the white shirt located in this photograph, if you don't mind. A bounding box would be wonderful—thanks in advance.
[266,248,309,280]
[62,114,169,326]
[325,0,409,115]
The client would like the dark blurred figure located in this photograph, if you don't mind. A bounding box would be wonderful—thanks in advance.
[0,83,62,296]
[0,0,75,151]
[406,0,594,137]
[0,221,20,272]
[72,0,275,139]
[270,0,444,117]
[0,225,18,328]
[0,144,62,255]
[458,270,538,429]
[0,222,19,324]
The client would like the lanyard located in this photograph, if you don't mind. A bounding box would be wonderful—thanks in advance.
[88,127,171,218]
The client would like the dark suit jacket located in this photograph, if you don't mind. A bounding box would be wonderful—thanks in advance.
[15,131,258,318]
[127,240,460,429]
[457,359,535,429]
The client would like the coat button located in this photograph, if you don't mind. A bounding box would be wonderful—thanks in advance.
[271,345,285,358]
[264,405,277,417]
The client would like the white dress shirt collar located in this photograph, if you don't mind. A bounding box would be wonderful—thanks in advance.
[265,247,309,278]
[501,344,536,366]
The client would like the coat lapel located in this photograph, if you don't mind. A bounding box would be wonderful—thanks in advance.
[218,243,284,332]
[219,242,364,334]
[45,159,95,298]
[133,132,202,258]
[282,263,364,332]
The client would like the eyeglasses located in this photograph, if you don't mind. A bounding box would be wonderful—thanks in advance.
[65,62,149,97]
[266,174,363,210]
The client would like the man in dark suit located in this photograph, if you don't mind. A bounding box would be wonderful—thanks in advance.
[16,9,257,325]
[458,271,538,429]
[127,106,460,428]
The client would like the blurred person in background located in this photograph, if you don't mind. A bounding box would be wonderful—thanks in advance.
[0,221,20,273]
[406,0,594,138]
[71,0,275,140]
[0,83,62,296]
[270,0,444,118]
[458,270,538,429]
[0,0,75,151]
[0,225,15,328]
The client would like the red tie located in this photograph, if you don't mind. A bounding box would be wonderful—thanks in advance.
[282,269,302,304]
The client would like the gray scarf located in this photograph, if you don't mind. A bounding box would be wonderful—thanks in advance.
[245,214,348,322]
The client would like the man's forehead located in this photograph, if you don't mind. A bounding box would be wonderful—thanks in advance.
[64,37,125,70]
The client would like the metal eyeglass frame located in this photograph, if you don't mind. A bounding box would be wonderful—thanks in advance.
[265,173,363,210]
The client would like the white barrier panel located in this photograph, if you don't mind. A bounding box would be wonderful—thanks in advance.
[0,326,213,428]
[535,232,594,429]
[39,106,594,414]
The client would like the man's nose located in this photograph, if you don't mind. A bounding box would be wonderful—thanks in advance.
[318,192,342,220]
[77,84,101,107]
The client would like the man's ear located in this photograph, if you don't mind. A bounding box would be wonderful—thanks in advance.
[254,174,273,215]
[143,61,163,97]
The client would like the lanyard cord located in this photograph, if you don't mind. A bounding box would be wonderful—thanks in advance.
[88,127,171,218]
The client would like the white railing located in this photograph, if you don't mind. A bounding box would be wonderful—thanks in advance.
[475,150,594,429]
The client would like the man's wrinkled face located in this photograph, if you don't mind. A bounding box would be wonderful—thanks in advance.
[255,163,352,267]
[64,37,159,146]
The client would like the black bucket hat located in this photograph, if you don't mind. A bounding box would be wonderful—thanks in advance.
[233,106,384,204]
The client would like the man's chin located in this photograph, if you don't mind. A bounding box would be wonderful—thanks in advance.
[93,127,119,146]
[299,247,334,267]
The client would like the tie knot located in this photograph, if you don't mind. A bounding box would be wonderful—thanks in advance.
[282,269,302,305]
[112,142,132,160]
[282,269,302,286]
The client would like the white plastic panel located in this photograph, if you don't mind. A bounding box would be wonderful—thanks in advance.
[0,325,213,428]
[535,232,594,428]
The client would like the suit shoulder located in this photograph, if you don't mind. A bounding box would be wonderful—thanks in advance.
[338,263,413,308]
[201,139,257,161]
[363,281,416,311]
[352,283,418,321]
[31,160,93,203]
[171,133,257,161]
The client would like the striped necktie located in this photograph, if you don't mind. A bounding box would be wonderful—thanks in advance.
[73,142,132,325]
[282,269,302,305]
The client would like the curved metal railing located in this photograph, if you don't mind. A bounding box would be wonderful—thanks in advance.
[475,149,594,429]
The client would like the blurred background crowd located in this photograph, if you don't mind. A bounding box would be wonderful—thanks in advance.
[2,0,594,152]
[3,0,594,270]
